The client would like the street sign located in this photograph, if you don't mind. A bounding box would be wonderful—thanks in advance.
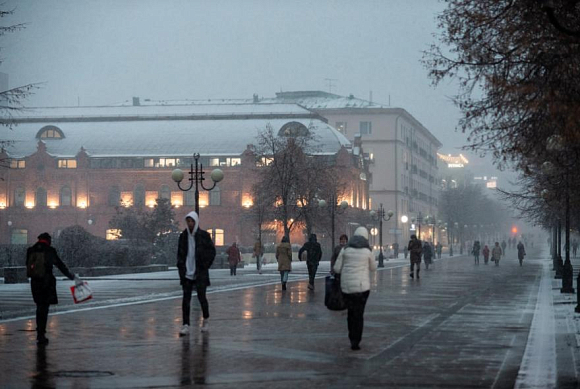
[389,228,402,235]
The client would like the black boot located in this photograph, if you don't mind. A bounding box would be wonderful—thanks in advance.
[282,282,287,291]
[417,270,420,279]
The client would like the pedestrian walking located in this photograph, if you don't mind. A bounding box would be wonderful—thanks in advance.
[333,227,376,351]
[253,238,264,274]
[517,241,526,266]
[330,234,348,275]
[482,244,490,265]
[299,234,323,290]
[26,232,80,345]
[275,236,292,291]
[408,234,423,279]
[423,241,433,270]
[492,242,502,266]
[226,242,241,276]
[472,241,481,265]
[501,240,507,256]
[572,239,578,258]
[436,242,442,259]
[403,244,409,259]
[177,211,216,336]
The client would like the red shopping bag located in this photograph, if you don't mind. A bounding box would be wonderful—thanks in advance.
[70,281,93,304]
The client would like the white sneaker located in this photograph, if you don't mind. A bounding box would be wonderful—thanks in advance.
[201,320,209,333]
[179,324,189,336]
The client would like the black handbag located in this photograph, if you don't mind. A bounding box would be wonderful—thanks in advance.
[325,275,347,311]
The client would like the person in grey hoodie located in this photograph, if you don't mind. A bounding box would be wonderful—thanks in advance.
[333,227,377,351]
[176,211,216,335]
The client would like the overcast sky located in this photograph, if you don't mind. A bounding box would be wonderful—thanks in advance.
[2,0,506,176]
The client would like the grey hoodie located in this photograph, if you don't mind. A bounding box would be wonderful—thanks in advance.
[185,211,200,280]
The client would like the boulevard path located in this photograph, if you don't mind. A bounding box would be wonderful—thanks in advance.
[1,246,579,388]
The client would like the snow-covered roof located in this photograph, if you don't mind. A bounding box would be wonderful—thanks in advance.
[1,104,350,158]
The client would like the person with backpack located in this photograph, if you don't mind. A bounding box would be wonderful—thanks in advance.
[26,232,79,345]
[299,233,323,290]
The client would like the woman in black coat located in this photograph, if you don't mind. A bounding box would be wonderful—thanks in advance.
[27,232,77,345]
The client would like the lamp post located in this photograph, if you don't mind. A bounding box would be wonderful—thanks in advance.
[171,153,224,215]
[318,194,348,250]
[370,204,394,268]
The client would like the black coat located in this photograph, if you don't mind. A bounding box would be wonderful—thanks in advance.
[176,228,216,287]
[27,242,74,305]
[299,241,322,264]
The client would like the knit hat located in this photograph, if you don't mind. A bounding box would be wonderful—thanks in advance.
[353,226,369,240]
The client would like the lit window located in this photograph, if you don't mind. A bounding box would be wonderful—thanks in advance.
[10,160,25,169]
[207,229,224,246]
[335,122,347,135]
[144,159,154,168]
[258,157,273,166]
[58,159,77,169]
[209,158,220,167]
[156,158,178,168]
[106,229,121,240]
[36,125,64,139]
[230,158,241,166]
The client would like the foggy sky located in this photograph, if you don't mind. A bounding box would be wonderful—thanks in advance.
[2,0,504,177]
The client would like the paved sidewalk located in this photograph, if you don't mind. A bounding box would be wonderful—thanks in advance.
[1,247,577,388]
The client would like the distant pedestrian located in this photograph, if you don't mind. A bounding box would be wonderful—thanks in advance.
[403,244,409,259]
[436,242,442,259]
[330,234,348,275]
[492,242,502,266]
[299,234,323,290]
[27,232,79,345]
[517,241,526,266]
[408,234,423,279]
[393,242,399,259]
[572,239,578,258]
[253,238,264,274]
[472,241,481,265]
[276,236,292,291]
[177,211,216,336]
[482,245,490,265]
[226,242,241,276]
[501,240,507,256]
[333,227,376,351]
[423,241,433,270]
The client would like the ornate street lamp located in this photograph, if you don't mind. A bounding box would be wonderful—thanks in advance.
[171,153,224,215]
[318,195,348,249]
[370,204,394,268]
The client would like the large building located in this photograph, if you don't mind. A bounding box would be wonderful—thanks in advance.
[0,102,369,248]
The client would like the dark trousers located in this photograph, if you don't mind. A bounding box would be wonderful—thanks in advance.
[344,290,370,346]
[36,303,50,338]
[307,262,319,285]
[229,265,237,276]
[410,261,421,273]
[182,279,209,325]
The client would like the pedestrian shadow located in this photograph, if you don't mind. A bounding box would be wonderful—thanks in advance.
[180,332,209,385]
[31,345,55,389]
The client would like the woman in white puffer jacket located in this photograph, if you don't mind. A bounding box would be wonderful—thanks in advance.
[333,226,377,350]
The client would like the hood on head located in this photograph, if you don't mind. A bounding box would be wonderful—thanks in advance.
[353,226,369,240]
[348,235,371,250]
[309,234,317,243]
[185,211,199,234]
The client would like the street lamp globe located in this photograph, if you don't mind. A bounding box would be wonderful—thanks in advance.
[171,169,185,183]
[387,210,394,218]
[211,168,224,183]
[401,215,408,223]
[318,199,327,208]
[339,200,349,210]
[370,210,377,218]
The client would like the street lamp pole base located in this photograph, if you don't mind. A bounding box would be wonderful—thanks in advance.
[378,252,384,268]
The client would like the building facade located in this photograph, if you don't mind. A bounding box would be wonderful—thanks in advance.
[0,103,369,248]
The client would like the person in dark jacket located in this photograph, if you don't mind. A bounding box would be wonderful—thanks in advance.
[299,233,323,290]
[27,232,78,345]
[408,234,422,279]
[330,234,348,276]
[423,241,433,270]
[472,241,481,265]
[226,242,241,276]
[517,241,526,266]
[177,211,216,335]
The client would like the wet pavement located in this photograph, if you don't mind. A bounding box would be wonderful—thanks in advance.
[1,246,578,388]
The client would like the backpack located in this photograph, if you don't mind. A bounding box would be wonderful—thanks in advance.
[27,249,47,278]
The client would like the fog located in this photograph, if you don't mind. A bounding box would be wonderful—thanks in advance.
[2,0,511,181]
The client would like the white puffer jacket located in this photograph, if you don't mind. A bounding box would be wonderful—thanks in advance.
[333,236,377,294]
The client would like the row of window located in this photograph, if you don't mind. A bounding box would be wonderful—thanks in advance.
[11,157,242,170]
[335,121,373,136]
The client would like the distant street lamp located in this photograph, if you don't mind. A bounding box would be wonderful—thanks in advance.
[171,153,224,215]
[318,194,348,249]
[370,204,394,268]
